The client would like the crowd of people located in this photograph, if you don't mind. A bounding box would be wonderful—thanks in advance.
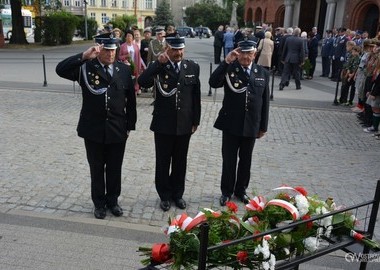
[213,24,380,139]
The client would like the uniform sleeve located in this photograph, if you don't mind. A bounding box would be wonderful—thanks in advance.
[260,69,270,133]
[138,60,163,88]
[124,65,137,130]
[209,61,229,88]
[193,63,201,126]
[56,53,85,82]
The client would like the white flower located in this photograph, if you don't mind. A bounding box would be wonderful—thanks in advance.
[254,239,271,259]
[295,194,309,216]
[303,236,319,253]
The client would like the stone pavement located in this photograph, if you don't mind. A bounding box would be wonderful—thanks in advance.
[0,39,380,269]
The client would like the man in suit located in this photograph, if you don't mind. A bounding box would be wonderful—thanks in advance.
[209,39,270,206]
[279,27,305,90]
[214,25,224,64]
[56,33,137,219]
[138,33,201,212]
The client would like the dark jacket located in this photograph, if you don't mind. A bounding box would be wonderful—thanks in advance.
[214,30,224,48]
[209,61,270,138]
[282,36,305,64]
[56,53,137,144]
[308,36,319,59]
[333,35,348,59]
[321,36,334,57]
[138,59,201,135]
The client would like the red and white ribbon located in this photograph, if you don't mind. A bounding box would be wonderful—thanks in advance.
[245,196,266,211]
[350,230,365,241]
[266,199,300,220]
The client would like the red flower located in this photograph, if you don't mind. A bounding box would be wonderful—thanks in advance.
[295,186,308,196]
[236,250,249,264]
[226,201,238,213]
[152,243,171,263]
[302,214,313,229]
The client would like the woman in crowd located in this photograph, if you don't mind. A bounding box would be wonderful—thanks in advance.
[257,31,274,70]
[119,29,145,95]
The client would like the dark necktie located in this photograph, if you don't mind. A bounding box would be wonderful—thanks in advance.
[104,65,112,81]
[174,62,179,74]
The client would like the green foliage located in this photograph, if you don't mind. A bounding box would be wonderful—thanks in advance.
[109,14,137,33]
[77,17,98,40]
[41,11,78,45]
[153,0,174,28]
[185,1,229,31]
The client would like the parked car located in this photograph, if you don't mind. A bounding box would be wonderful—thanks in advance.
[176,26,196,38]
[194,27,212,38]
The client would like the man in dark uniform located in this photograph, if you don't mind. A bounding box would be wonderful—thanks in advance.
[56,33,137,219]
[138,33,201,211]
[331,28,348,81]
[209,39,270,206]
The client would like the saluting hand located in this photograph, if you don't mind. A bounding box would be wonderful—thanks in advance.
[157,50,170,64]
[82,44,104,61]
[225,48,240,64]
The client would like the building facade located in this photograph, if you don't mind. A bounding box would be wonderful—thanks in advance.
[63,0,157,30]
[245,0,380,38]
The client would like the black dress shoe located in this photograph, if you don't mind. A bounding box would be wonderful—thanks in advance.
[94,207,106,219]
[109,204,123,217]
[285,81,289,87]
[235,194,250,204]
[279,84,284,90]
[160,200,171,211]
[296,86,301,90]
[219,195,230,206]
[174,198,186,209]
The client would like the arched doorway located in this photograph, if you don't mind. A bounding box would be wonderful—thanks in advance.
[255,8,263,25]
[274,5,285,29]
[299,0,317,33]
[363,5,379,37]
[246,7,253,24]
[351,2,379,38]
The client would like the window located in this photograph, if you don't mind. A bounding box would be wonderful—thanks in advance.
[101,0,107,7]
[63,0,70,6]
[74,0,81,7]
[90,12,96,20]
[101,13,108,24]
[0,0,10,4]
[111,0,117,7]
[145,0,152,9]
[122,1,126,8]
[89,0,95,6]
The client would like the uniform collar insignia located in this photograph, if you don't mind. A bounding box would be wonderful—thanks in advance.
[183,63,187,69]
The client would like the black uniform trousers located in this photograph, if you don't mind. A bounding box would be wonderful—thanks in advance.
[84,139,126,208]
[154,132,191,201]
[221,132,256,197]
